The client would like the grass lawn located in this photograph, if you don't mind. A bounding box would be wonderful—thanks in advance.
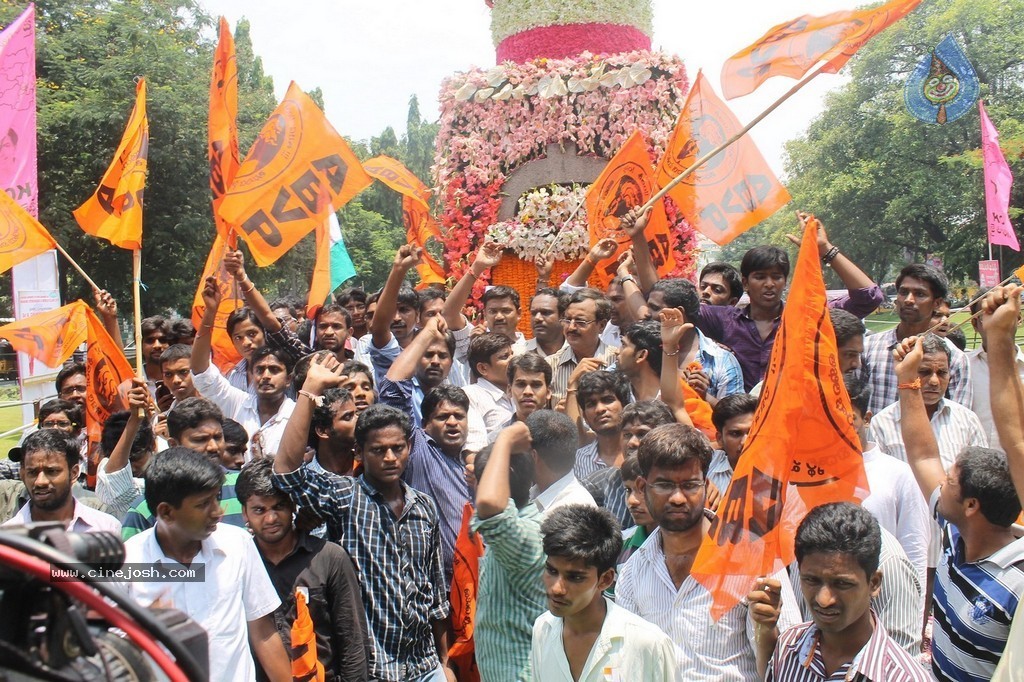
[0,385,29,458]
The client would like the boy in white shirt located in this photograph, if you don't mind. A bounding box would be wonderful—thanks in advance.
[531,504,678,681]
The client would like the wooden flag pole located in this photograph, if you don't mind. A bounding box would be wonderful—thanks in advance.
[132,248,144,380]
[640,62,830,214]
[53,242,101,292]
[925,270,1023,336]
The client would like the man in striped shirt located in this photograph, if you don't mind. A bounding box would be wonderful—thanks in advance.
[895,335,1024,682]
[765,502,928,681]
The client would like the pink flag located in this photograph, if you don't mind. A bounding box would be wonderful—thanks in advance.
[980,101,1018,251]
[0,4,36,217]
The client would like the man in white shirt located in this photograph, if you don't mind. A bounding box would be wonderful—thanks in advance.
[531,505,677,681]
[121,447,289,682]
[464,332,515,442]
[616,423,801,680]
[706,394,757,496]
[967,292,1024,452]
[4,430,120,534]
[527,410,597,516]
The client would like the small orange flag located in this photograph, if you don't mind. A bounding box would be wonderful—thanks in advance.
[191,235,243,373]
[656,72,790,246]
[691,216,869,620]
[721,0,922,100]
[84,306,134,485]
[585,131,676,289]
[448,502,484,682]
[209,17,240,246]
[218,82,373,267]
[364,155,432,206]
[291,588,325,682]
[0,301,88,369]
[73,78,148,250]
[0,188,58,274]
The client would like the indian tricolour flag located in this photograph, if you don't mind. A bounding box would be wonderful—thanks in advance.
[307,211,356,316]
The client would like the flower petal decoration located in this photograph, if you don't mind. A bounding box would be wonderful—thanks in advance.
[455,81,478,101]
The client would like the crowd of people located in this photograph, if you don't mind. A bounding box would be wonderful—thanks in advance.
[1,209,1021,682]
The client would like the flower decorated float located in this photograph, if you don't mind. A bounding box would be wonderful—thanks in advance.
[433,0,699,333]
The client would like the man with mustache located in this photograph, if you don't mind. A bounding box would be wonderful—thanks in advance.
[523,287,567,358]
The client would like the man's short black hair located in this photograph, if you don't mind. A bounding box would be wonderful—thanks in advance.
[337,287,367,307]
[541,505,622,574]
[55,362,86,394]
[829,309,866,348]
[251,345,295,375]
[843,374,871,417]
[957,447,1022,527]
[315,303,352,328]
[711,394,758,433]
[221,418,248,450]
[469,333,513,380]
[226,307,263,337]
[167,397,224,441]
[482,285,521,311]
[141,315,170,338]
[144,447,225,511]
[417,287,446,314]
[564,288,612,323]
[969,288,992,316]
[311,388,355,446]
[422,385,470,423]
[650,278,700,321]
[741,245,790,279]
[21,429,80,471]
[576,371,631,412]
[507,352,552,386]
[636,423,713,478]
[160,343,193,366]
[101,410,155,461]
[341,360,375,387]
[396,287,420,310]
[269,298,299,318]
[354,404,413,448]
[236,457,290,508]
[622,321,663,374]
[169,318,196,343]
[895,263,948,300]
[620,400,675,429]
[919,333,950,363]
[619,455,643,483]
[38,399,83,431]
[699,262,743,300]
[531,286,566,310]
[474,446,535,510]
[795,502,881,578]
[293,350,334,391]
[525,410,578,475]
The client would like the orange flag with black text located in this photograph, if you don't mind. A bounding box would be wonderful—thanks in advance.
[218,82,373,267]
[585,131,675,289]
[691,216,869,619]
[0,301,88,370]
[364,155,431,205]
[721,0,922,99]
[448,502,483,682]
[291,588,325,682]
[84,306,134,484]
[656,72,790,246]
[209,17,240,246]
[73,78,148,250]
[0,188,58,274]
[191,235,243,373]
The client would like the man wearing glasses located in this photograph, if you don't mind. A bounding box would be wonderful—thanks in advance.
[616,422,800,680]
[548,288,619,404]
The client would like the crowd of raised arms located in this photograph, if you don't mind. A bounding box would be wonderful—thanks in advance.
[2,207,1022,682]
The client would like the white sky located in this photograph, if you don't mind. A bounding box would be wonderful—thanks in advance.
[197,0,859,176]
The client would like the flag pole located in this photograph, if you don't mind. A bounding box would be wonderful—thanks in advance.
[132,248,145,385]
[640,62,830,214]
[52,242,101,292]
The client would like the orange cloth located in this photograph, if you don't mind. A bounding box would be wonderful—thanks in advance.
[191,234,243,373]
[0,301,87,368]
[448,502,484,682]
[0,189,58,274]
[218,82,372,266]
[84,306,134,486]
[291,588,325,682]
[691,216,869,619]
[655,72,790,246]
[584,130,675,289]
[209,16,240,247]
[73,78,148,250]
[721,0,922,99]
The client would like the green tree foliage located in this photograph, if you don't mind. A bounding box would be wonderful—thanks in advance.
[763,0,1024,286]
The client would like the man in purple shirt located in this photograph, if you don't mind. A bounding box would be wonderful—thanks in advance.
[696,217,882,390]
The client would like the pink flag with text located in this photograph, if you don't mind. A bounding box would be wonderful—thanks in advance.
[0,4,36,217]
[980,101,1018,251]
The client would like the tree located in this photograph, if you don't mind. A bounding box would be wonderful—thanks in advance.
[763,0,1024,286]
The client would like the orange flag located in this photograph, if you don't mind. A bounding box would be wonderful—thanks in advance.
[364,155,431,205]
[656,72,790,246]
[73,78,148,250]
[209,17,240,246]
[218,82,373,267]
[448,502,484,682]
[84,306,134,485]
[0,301,88,370]
[0,188,58,274]
[691,216,869,619]
[721,0,922,99]
[191,235,243,373]
[291,589,325,682]
[585,131,676,289]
